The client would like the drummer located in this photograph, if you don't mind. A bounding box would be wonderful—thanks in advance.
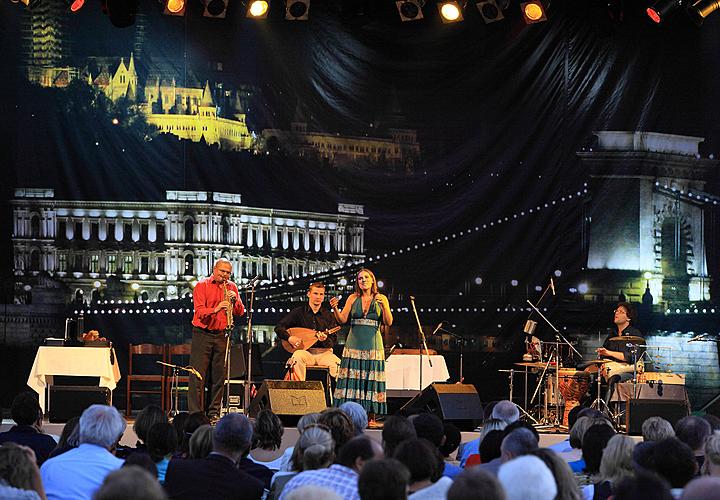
[595,302,645,404]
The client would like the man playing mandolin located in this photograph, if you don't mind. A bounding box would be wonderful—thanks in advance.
[275,282,341,381]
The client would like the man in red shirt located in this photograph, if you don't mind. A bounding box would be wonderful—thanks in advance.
[189,258,245,421]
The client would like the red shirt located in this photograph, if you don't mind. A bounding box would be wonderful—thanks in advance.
[192,277,245,331]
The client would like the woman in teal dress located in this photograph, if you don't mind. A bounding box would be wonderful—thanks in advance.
[330,268,393,417]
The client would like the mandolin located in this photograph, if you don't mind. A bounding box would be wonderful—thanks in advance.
[281,326,341,353]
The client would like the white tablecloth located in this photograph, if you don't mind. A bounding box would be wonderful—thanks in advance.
[27,346,122,411]
[386,355,450,390]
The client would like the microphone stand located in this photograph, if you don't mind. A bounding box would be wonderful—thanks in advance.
[241,279,259,416]
[156,361,199,417]
[437,325,465,383]
[409,296,432,393]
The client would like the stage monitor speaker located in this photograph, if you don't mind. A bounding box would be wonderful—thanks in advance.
[399,383,482,431]
[48,386,111,423]
[625,398,690,436]
[247,380,326,424]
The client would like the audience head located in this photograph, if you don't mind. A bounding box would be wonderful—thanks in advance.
[498,455,557,500]
[492,400,520,425]
[675,416,712,453]
[569,416,594,449]
[480,418,508,442]
[337,435,383,472]
[681,476,720,500]
[180,412,211,455]
[285,485,342,500]
[133,405,167,445]
[503,420,540,443]
[613,470,672,500]
[188,424,214,459]
[632,441,657,473]
[79,404,127,449]
[146,422,178,463]
[411,413,445,449]
[358,458,410,500]
[440,422,462,458]
[10,392,42,426]
[581,423,616,474]
[567,405,585,430]
[702,433,720,476]
[292,425,334,471]
[213,413,253,457]
[529,448,580,500]
[318,408,355,457]
[447,467,506,500]
[122,452,158,477]
[0,443,38,491]
[642,416,675,442]
[599,434,636,485]
[252,409,284,451]
[339,402,368,436]
[393,438,443,484]
[651,437,698,488]
[577,407,604,420]
[382,415,417,457]
[501,428,538,462]
[170,412,189,446]
[57,416,81,449]
[297,412,322,433]
[94,465,167,500]
[483,401,499,421]
[480,430,505,463]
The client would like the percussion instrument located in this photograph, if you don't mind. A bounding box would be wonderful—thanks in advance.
[557,369,591,427]
[608,335,644,342]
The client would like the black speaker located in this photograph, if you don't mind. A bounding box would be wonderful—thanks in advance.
[48,386,111,423]
[400,383,483,431]
[229,343,263,379]
[625,398,690,435]
[247,380,327,425]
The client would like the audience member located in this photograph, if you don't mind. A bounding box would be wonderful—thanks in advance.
[460,418,506,468]
[122,453,158,477]
[549,405,587,454]
[675,416,712,470]
[642,416,675,442]
[169,413,189,449]
[0,443,46,499]
[478,427,537,476]
[478,430,504,466]
[187,425,213,459]
[318,408,355,459]
[612,470,672,500]
[382,416,417,458]
[176,412,210,459]
[278,412,322,472]
[564,416,594,468]
[410,413,461,478]
[340,402,369,436]
[40,404,126,500]
[146,423,178,484]
[132,406,167,455]
[358,458,409,500]
[650,438,698,495]
[681,476,720,500]
[447,467,506,500]
[594,434,636,500]
[580,423,616,475]
[393,438,451,499]
[249,410,285,471]
[0,392,57,465]
[285,485,341,500]
[502,420,540,443]
[163,413,264,500]
[701,433,720,476]
[529,448,581,500]
[93,465,167,500]
[498,455,557,500]
[280,435,383,500]
[631,441,656,473]
[440,422,461,462]
[48,417,80,460]
[492,401,520,426]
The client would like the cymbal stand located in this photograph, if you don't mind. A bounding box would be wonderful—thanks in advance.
[589,366,611,415]
[498,368,539,424]
[156,361,197,417]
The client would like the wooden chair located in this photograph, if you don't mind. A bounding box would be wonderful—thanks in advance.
[126,343,166,417]
[164,343,193,412]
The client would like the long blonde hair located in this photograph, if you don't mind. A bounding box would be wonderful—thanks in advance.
[702,433,720,475]
[598,434,636,484]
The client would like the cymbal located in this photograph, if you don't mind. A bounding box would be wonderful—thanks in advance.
[608,335,644,342]
[585,359,611,364]
[514,362,558,370]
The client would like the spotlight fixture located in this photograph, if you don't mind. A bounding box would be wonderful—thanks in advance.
[646,0,679,23]
[163,0,186,15]
[521,0,546,23]
[102,0,139,27]
[688,0,720,24]
[65,0,85,12]
[476,0,504,23]
[437,0,464,23]
[247,0,270,17]
[396,0,424,21]
[204,0,228,17]
[286,0,309,19]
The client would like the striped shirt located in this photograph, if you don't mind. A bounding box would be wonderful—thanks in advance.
[279,464,359,500]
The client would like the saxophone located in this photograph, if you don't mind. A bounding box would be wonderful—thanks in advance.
[223,282,234,332]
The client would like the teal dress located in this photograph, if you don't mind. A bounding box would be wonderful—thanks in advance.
[334,295,387,415]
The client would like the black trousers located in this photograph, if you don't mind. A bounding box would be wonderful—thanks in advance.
[189,327,229,417]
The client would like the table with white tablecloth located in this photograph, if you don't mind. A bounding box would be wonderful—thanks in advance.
[386,354,450,390]
[27,346,122,411]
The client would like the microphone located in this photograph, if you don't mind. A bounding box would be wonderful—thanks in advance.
[188,366,203,381]
[431,321,445,336]
[550,277,556,296]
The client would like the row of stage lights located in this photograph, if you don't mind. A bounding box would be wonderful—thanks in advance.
[647,0,720,24]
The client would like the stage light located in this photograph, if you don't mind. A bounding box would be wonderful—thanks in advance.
[643,271,653,279]
[646,0,679,23]
[247,0,269,17]
[437,0,464,23]
[163,0,186,15]
[688,0,720,24]
[286,0,309,19]
[396,0,424,21]
[578,283,589,294]
[476,0,504,23]
[102,0,139,27]
[203,0,228,17]
[521,1,546,23]
[65,0,85,12]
